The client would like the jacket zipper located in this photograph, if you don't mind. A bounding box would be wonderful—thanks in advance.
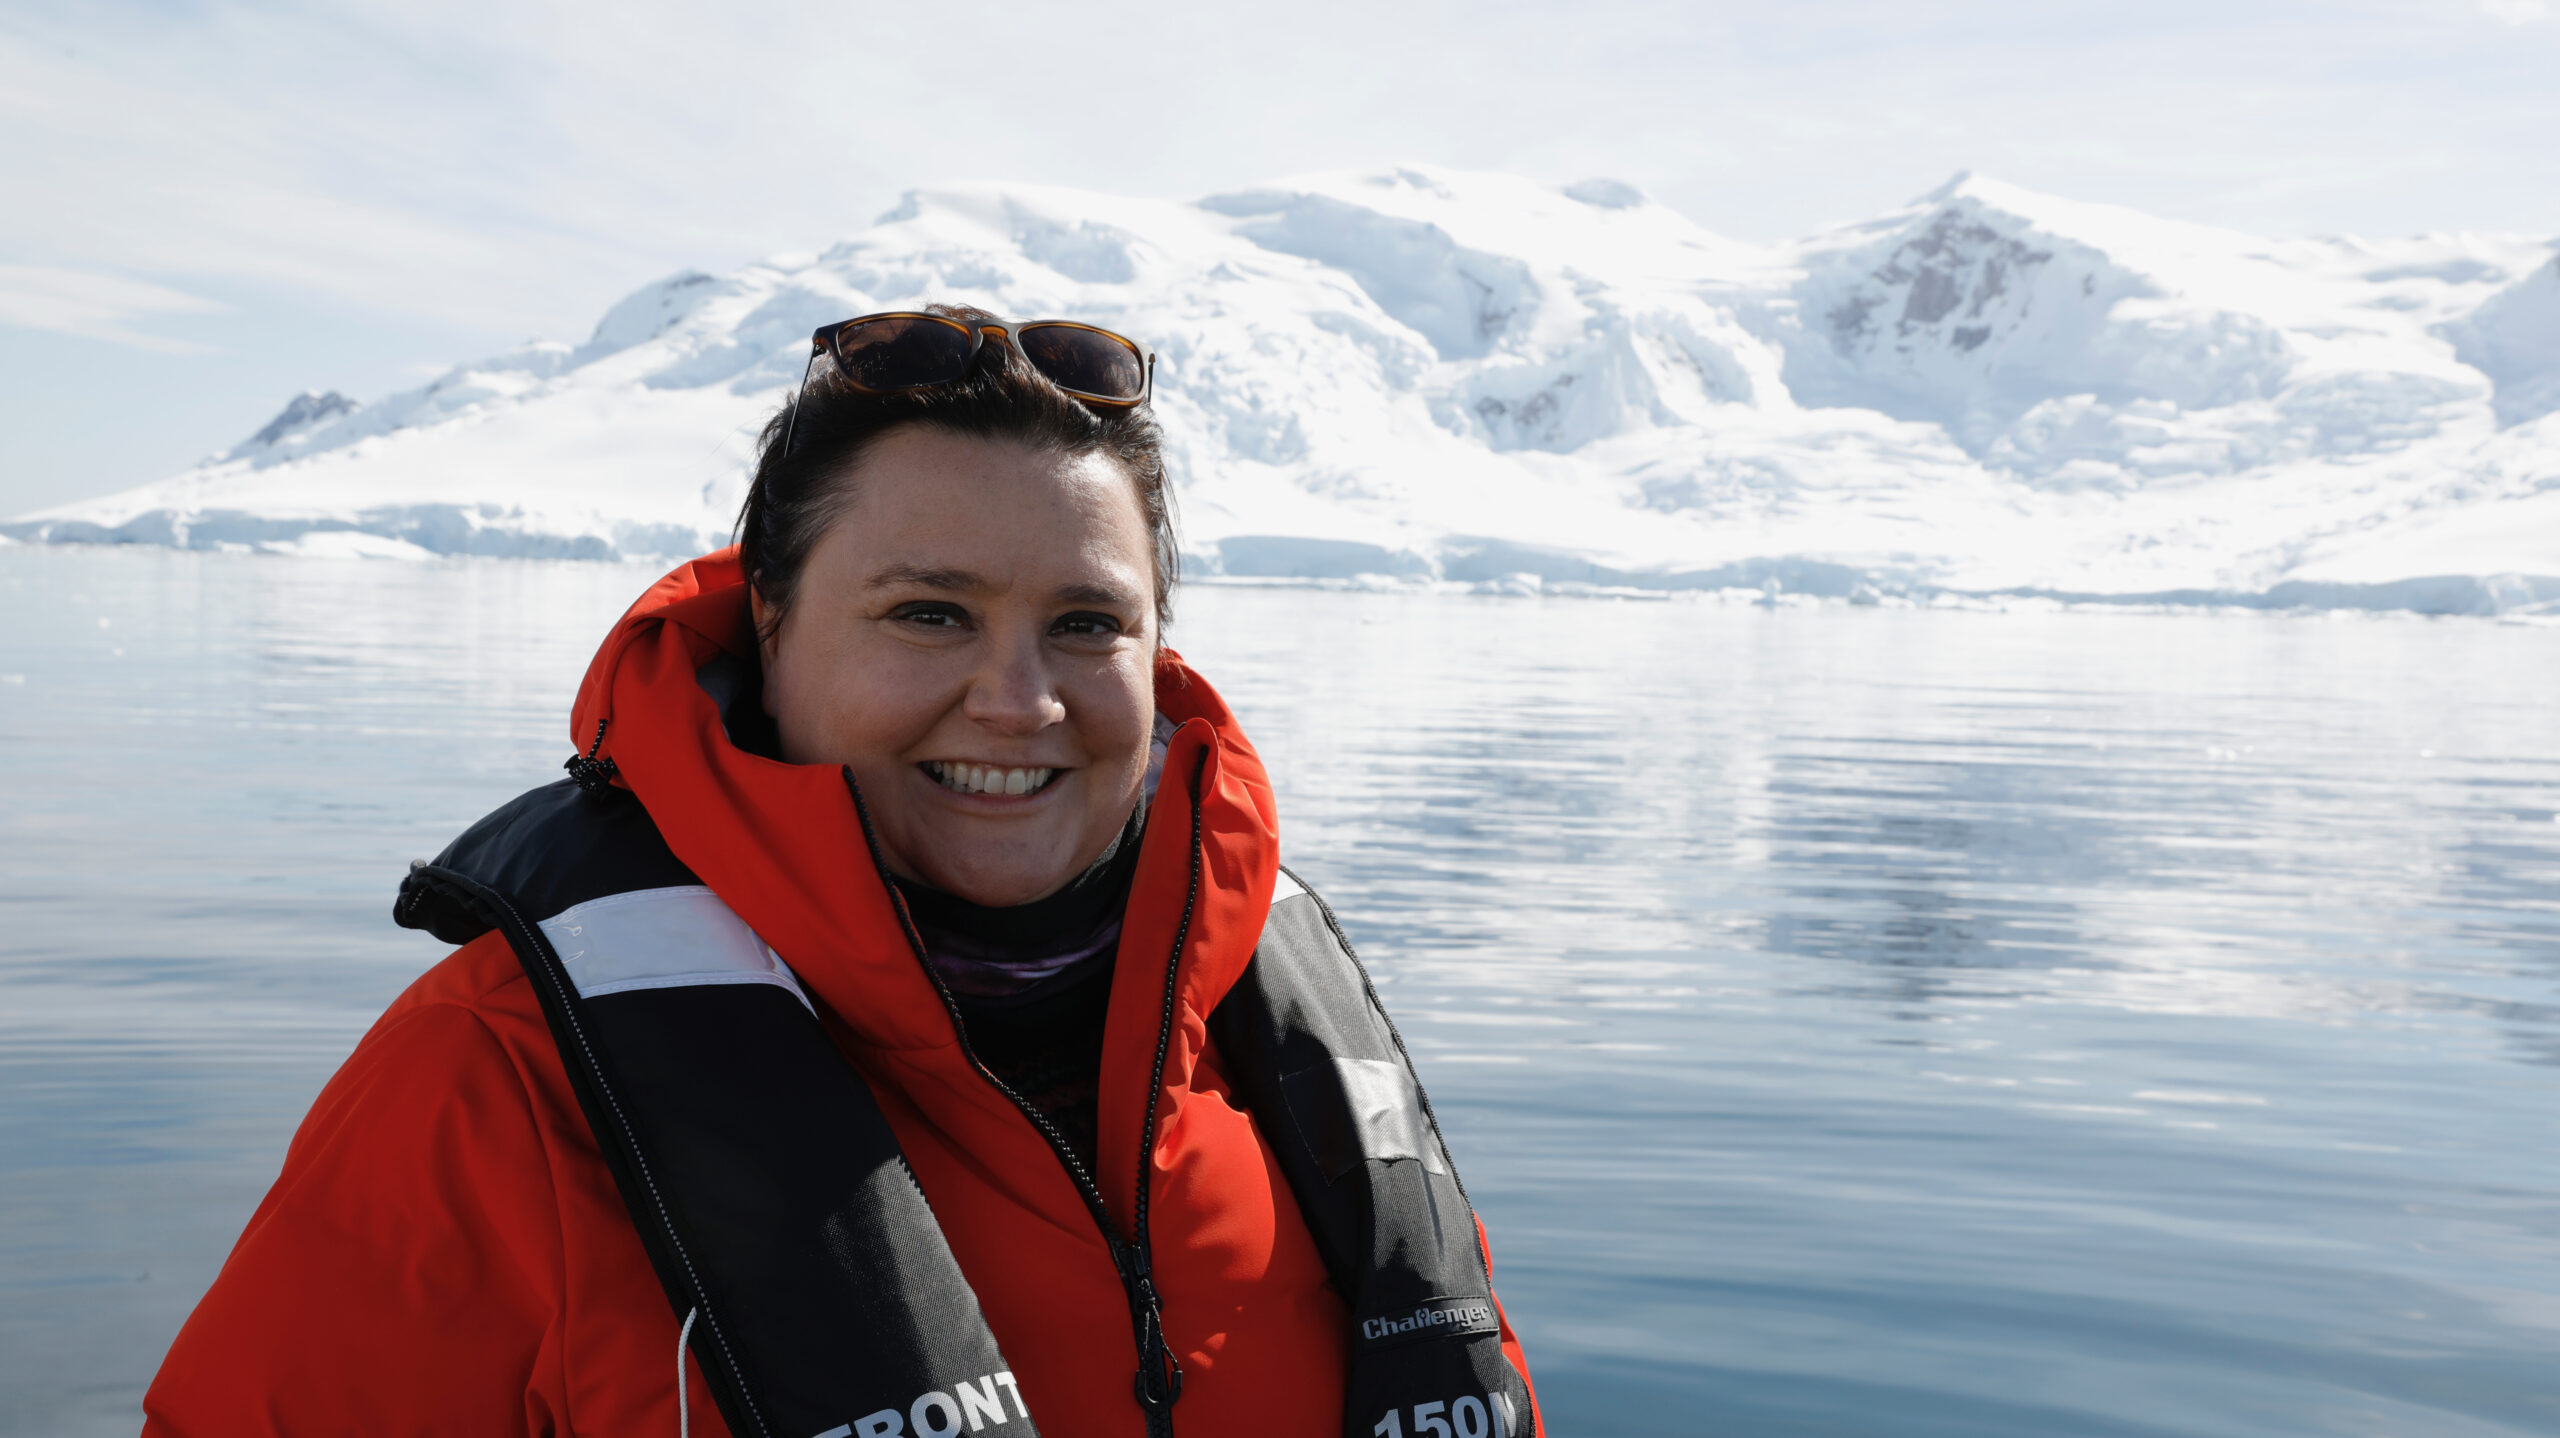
[842,751,1206,1438]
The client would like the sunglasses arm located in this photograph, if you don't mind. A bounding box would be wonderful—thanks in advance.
[778,346,821,457]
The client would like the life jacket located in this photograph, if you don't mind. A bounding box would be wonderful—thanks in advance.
[373,549,1538,1438]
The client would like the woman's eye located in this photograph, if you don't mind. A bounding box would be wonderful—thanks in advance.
[1052,611,1124,638]
[889,602,969,629]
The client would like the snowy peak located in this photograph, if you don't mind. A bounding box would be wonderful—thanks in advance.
[226,390,359,461]
[1190,166,1780,457]
[1204,182,1542,361]
[1561,177,1650,210]
[581,269,724,360]
[1763,173,2560,497]
[1783,174,2301,451]
[2448,250,2560,426]
[11,167,2558,608]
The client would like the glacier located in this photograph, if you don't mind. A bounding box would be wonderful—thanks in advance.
[10,167,2557,614]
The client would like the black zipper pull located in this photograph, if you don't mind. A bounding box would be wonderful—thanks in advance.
[1126,1249,1184,1425]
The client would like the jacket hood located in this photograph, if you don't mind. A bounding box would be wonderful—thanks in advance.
[565,547,1282,1060]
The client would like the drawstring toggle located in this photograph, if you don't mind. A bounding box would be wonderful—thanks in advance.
[566,718,620,795]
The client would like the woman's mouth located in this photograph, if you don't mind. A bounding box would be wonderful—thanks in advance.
[920,761,1060,797]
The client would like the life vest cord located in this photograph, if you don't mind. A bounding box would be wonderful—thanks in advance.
[677,1305,699,1438]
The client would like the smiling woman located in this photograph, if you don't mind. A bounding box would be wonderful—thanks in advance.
[752,427,1161,908]
[140,305,1541,1438]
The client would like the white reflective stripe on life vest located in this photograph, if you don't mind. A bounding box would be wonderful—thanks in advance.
[1262,867,1448,1176]
[537,885,815,1016]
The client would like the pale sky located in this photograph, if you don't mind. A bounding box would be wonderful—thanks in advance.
[3,0,2555,514]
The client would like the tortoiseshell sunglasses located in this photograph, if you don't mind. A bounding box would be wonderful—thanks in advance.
[781,311,1153,454]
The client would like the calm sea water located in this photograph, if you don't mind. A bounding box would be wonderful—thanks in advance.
[5,544,2558,1438]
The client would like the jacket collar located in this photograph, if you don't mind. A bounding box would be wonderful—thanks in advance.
[566,548,1282,1055]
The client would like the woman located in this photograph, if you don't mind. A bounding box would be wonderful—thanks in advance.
[143,306,1539,1438]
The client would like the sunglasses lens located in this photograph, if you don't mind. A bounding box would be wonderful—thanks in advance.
[832,315,976,391]
[1017,324,1147,402]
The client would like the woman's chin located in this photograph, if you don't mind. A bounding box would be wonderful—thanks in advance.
[915,854,1079,908]
[895,818,1089,906]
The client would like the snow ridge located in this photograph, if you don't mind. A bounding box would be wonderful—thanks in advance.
[11,167,2557,612]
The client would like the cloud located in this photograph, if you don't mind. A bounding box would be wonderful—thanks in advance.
[2478,0,2550,22]
[0,265,225,352]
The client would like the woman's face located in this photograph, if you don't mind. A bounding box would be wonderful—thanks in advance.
[754,425,1158,908]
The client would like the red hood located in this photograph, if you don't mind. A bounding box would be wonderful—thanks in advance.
[566,547,1281,1063]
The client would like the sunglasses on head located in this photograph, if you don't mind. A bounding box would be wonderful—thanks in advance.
[780,311,1154,455]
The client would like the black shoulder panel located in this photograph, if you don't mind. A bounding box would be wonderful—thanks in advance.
[1210,871,1539,1438]
[574,972,1030,1438]
[397,852,1038,1438]
[392,779,699,945]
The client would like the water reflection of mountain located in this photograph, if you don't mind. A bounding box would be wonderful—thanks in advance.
[1727,674,2559,1053]
[1214,593,2560,1069]
[13,552,2560,1438]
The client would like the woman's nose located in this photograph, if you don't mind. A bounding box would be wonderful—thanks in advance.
[962,634,1064,735]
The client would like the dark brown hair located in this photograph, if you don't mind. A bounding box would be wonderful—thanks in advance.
[736,304,1177,637]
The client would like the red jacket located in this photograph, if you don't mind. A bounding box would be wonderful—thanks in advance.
[144,549,1537,1437]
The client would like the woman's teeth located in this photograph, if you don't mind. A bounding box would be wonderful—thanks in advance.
[923,761,1057,797]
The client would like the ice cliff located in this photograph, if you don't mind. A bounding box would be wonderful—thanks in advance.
[12,167,2557,611]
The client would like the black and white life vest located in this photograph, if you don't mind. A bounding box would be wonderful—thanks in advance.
[396,778,1536,1438]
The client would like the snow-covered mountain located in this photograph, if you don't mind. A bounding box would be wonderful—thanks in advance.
[13,168,2558,612]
